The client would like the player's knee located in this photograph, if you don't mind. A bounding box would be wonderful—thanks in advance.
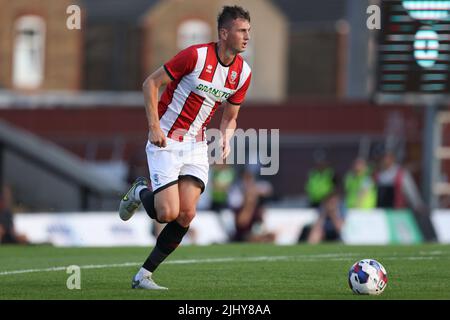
[157,211,178,223]
[156,204,179,223]
[178,208,196,225]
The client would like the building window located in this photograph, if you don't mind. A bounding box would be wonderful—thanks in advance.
[12,15,46,89]
[177,19,211,50]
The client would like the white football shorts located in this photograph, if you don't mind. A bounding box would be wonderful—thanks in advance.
[145,138,209,194]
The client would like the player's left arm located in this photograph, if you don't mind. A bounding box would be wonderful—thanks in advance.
[219,103,240,159]
[221,68,251,159]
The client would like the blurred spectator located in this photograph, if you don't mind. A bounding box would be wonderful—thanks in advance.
[344,158,377,209]
[228,169,275,243]
[298,192,346,244]
[305,150,338,207]
[373,151,425,212]
[211,163,236,213]
[0,185,29,245]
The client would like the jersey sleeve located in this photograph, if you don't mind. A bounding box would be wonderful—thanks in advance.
[164,46,198,81]
[227,72,252,105]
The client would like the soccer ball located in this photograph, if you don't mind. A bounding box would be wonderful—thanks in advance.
[348,259,388,295]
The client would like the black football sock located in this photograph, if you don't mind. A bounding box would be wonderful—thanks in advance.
[142,221,189,272]
[139,188,157,220]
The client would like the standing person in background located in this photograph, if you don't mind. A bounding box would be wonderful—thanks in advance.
[305,150,338,208]
[344,157,377,209]
[374,151,425,212]
[211,163,236,213]
[373,150,438,241]
[118,6,252,290]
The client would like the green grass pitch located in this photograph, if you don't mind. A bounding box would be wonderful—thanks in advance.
[0,243,449,300]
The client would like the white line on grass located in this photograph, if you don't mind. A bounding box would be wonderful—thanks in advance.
[0,262,141,276]
[0,252,440,277]
[0,256,298,276]
[0,253,353,276]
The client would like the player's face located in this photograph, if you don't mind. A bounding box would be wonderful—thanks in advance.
[225,18,251,53]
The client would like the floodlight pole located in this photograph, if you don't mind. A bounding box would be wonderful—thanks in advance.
[0,143,3,189]
[421,102,439,210]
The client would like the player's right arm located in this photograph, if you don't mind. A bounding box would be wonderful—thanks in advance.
[142,67,172,148]
[143,46,197,148]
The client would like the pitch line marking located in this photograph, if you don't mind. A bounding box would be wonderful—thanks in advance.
[0,252,441,276]
[0,253,353,276]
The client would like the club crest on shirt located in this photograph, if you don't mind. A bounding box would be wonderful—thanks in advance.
[230,71,238,84]
[152,173,160,186]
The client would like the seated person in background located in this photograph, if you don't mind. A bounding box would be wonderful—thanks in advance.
[0,185,29,245]
[228,169,275,242]
[298,191,346,244]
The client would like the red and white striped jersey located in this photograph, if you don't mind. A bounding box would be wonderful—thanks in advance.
[159,42,252,142]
